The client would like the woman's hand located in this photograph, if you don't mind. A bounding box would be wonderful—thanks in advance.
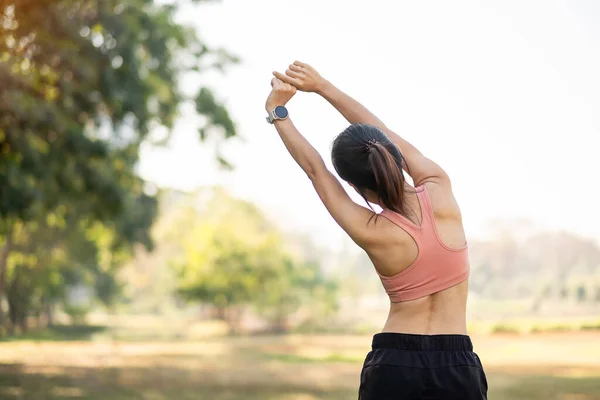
[265,77,297,112]
[273,61,327,93]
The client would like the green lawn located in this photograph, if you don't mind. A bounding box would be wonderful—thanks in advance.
[0,329,599,399]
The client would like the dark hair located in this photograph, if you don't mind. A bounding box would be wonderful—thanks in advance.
[331,124,410,217]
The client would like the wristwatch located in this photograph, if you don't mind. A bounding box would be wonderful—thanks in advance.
[266,105,289,124]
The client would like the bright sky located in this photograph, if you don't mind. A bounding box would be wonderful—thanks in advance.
[139,0,600,249]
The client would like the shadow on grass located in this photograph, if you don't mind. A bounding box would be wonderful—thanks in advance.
[262,352,362,364]
[0,362,599,400]
[489,373,600,400]
[0,363,355,400]
[0,325,107,342]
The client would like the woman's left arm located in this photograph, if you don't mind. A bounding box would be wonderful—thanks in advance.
[267,79,377,246]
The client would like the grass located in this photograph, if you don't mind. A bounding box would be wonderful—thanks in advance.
[468,317,600,335]
[2,364,600,400]
[0,324,107,342]
[494,374,600,400]
[582,321,600,331]
[490,323,522,334]
[261,352,362,364]
[0,326,599,399]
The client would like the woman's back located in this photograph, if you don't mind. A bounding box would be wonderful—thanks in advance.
[366,181,470,334]
[383,280,469,334]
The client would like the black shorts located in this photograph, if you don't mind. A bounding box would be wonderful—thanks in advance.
[358,333,488,400]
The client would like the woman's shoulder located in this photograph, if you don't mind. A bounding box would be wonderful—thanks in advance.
[421,181,462,221]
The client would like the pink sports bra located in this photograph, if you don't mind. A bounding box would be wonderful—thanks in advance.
[378,185,470,302]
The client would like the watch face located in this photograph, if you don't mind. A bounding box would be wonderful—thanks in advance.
[274,106,288,119]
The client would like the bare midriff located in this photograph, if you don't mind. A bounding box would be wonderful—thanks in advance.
[382,279,469,335]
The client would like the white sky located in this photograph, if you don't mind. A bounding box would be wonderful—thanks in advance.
[139,0,600,250]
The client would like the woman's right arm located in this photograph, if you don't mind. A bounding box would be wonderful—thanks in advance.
[275,62,449,187]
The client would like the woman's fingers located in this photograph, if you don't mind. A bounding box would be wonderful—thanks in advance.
[293,60,308,68]
[273,71,300,87]
[289,64,303,72]
[285,69,303,79]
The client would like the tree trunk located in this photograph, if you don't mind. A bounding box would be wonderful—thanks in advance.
[36,310,43,329]
[45,303,55,327]
[225,306,244,335]
[7,267,29,336]
[7,294,18,334]
[215,306,226,320]
[18,314,28,334]
[0,223,14,331]
[36,298,46,329]
[273,308,288,334]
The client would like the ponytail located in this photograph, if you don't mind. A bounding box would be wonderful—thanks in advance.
[368,142,408,216]
[331,123,410,219]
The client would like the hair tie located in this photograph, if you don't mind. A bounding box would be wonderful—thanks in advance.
[366,139,379,152]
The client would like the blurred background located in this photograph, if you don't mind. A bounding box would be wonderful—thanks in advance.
[0,0,599,399]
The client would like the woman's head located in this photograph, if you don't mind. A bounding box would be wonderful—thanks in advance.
[331,124,409,216]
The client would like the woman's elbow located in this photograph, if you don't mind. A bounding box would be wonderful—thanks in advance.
[304,160,327,182]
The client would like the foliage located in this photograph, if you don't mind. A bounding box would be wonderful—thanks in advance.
[169,188,339,332]
[0,0,238,334]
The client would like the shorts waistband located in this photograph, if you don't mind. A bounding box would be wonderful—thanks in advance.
[372,333,473,351]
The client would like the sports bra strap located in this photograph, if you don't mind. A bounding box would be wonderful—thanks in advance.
[416,186,436,230]
[380,186,434,237]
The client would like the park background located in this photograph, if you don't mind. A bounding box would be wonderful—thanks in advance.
[1,0,599,399]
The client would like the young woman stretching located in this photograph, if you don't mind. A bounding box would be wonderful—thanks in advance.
[265,61,488,400]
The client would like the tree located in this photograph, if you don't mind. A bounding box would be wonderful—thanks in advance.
[0,192,158,332]
[0,0,238,332]
[469,225,600,305]
[170,188,339,333]
[254,258,339,333]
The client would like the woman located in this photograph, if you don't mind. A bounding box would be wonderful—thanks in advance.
[265,61,488,400]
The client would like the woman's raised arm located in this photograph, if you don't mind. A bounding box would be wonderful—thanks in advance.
[274,62,449,187]
[265,78,380,246]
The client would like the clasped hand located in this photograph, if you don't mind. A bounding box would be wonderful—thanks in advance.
[265,61,326,112]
